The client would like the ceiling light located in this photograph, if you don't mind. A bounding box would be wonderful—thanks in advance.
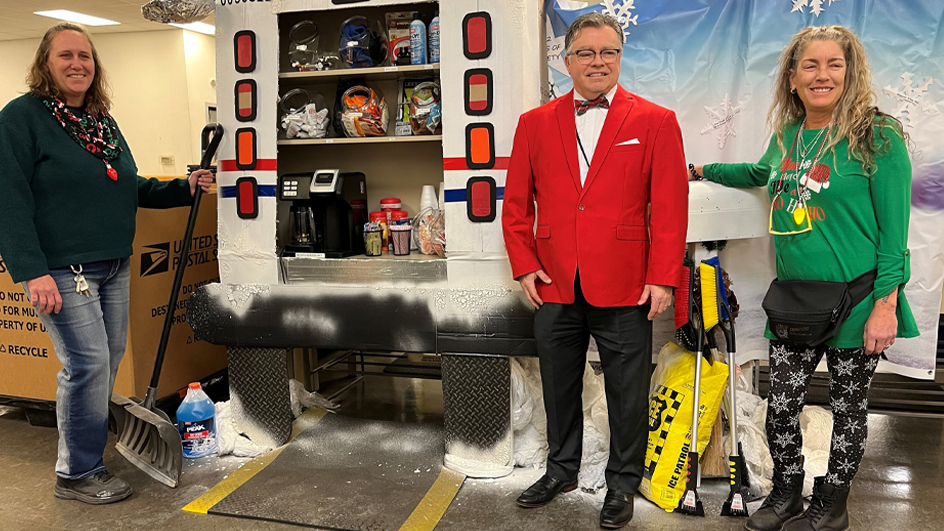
[34,10,120,26]
[170,22,216,36]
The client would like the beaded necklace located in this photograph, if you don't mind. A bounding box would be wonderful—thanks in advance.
[41,95,123,181]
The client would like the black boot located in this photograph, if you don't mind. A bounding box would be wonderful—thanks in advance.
[745,469,805,531]
[515,474,578,508]
[784,477,849,531]
[54,470,133,505]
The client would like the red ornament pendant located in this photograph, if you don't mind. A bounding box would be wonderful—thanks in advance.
[106,162,117,181]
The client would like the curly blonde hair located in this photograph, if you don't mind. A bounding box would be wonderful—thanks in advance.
[768,25,905,175]
[27,22,112,116]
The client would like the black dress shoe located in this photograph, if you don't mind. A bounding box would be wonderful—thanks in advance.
[516,474,578,508]
[600,489,634,529]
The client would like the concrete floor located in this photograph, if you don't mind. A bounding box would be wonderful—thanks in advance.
[1,377,943,530]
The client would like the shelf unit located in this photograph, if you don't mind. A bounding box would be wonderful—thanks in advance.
[278,135,441,146]
[280,63,441,82]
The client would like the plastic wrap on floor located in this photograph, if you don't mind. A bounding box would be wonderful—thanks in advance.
[208,413,448,530]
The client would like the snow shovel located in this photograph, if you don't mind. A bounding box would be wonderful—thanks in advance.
[109,124,224,488]
[716,276,751,517]
[677,264,706,517]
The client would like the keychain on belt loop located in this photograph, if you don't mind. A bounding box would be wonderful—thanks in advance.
[71,265,91,297]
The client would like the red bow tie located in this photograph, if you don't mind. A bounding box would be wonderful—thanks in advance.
[575,95,609,116]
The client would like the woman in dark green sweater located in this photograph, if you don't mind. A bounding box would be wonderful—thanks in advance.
[691,26,917,531]
[0,23,213,504]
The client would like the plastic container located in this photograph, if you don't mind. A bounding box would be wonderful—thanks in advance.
[390,210,410,225]
[369,211,389,252]
[409,13,427,65]
[176,382,217,459]
[429,10,440,63]
[390,225,412,256]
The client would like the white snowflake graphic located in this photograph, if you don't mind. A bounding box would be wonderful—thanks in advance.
[832,397,849,414]
[770,394,793,415]
[801,348,818,363]
[884,73,939,129]
[866,356,880,373]
[775,432,797,448]
[832,433,852,453]
[601,0,639,42]
[791,0,842,17]
[700,94,741,150]
[799,188,812,203]
[782,462,804,477]
[858,398,869,411]
[860,439,868,452]
[839,380,859,396]
[834,358,856,377]
[772,449,790,462]
[770,344,791,366]
[847,422,863,435]
[787,371,807,389]
[826,471,842,484]
[835,458,856,474]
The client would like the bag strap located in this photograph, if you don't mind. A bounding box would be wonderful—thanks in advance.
[848,269,878,308]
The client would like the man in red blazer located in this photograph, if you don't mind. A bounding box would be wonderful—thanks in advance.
[502,12,688,529]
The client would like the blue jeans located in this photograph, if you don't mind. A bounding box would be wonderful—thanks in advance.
[29,258,130,479]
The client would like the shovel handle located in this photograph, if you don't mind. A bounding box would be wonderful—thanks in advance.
[148,124,224,394]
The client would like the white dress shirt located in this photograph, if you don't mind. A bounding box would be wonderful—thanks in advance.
[575,85,618,186]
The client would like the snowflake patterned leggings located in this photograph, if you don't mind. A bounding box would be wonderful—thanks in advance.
[766,341,880,488]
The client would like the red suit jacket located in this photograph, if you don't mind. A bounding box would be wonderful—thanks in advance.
[502,86,688,307]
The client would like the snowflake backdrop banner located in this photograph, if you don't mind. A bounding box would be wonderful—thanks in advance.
[546,0,944,379]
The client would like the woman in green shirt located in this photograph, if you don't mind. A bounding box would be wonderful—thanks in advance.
[691,26,917,531]
[0,23,213,505]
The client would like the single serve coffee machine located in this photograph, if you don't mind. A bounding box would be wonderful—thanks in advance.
[279,169,367,258]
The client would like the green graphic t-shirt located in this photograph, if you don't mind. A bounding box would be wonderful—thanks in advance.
[704,119,919,348]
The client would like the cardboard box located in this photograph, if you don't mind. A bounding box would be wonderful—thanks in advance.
[0,185,226,403]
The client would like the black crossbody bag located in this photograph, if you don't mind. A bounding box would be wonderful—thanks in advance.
[762,269,877,348]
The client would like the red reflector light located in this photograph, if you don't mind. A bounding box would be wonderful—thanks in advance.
[466,177,496,222]
[465,69,493,115]
[236,177,258,219]
[235,31,256,73]
[235,80,256,122]
[463,13,492,59]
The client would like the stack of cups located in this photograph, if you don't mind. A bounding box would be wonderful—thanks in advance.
[419,185,438,212]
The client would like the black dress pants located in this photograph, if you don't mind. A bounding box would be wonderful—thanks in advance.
[534,274,652,492]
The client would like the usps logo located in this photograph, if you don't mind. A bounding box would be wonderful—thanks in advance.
[140,243,170,277]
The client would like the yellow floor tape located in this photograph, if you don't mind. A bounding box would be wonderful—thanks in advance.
[182,408,327,514]
[398,468,466,531]
[182,406,466,531]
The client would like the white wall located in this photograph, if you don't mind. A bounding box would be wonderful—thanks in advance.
[0,29,215,176]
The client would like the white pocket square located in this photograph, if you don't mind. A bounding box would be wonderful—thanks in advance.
[616,138,640,146]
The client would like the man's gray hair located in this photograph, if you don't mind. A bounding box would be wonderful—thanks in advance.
[564,12,624,53]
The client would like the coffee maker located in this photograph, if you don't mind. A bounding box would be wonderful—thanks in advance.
[279,169,367,258]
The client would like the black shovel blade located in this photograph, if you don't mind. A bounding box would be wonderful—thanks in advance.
[109,393,182,488]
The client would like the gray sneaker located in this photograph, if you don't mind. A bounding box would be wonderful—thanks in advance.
[54,470,133,505]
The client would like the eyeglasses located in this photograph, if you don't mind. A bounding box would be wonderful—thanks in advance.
[569,49,621,65]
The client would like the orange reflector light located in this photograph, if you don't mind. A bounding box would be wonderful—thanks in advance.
[465,123,495,169]
[236,128,257,170]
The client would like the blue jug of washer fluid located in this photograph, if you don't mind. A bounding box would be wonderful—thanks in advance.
[177,382,217,458]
